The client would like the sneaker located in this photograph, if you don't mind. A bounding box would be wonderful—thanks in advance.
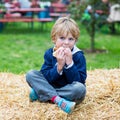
[29,88,38,102]
[55,97,76,114]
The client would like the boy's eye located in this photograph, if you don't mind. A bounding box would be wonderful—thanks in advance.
[59,37,65,40]
[69,38,74,41]
[59,37,75,41]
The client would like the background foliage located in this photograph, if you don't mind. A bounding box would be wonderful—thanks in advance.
[68,0,120,52]
[0,22,120,74]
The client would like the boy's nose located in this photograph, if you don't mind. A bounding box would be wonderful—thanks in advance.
[64,39,69,44]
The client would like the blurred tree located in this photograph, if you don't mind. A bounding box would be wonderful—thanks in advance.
[69,0,120,52]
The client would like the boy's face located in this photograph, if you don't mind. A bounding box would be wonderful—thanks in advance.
[55,33,76,50]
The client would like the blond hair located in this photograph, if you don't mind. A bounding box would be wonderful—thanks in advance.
[51,17,80,43]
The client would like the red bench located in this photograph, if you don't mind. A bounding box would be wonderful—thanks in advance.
[49,3,69,19]
[50,13,70,19]
[0,18,33,22]
[0,17,53,31]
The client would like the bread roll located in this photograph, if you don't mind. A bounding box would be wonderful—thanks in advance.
[53,46,58,57]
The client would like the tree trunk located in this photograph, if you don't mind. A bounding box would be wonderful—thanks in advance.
[90,11,96,52]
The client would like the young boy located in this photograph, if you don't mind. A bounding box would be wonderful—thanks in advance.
[26,17,87,114]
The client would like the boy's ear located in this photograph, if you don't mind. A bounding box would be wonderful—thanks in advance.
[52,38,57,43]
[75,39,78,42]
[52,40,56,44]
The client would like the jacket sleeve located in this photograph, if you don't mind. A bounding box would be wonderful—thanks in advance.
[63,52,87,84]
[40,49,61,83]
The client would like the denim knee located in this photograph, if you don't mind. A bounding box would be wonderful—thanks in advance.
[72,82,86,101]
[26,70,35,83]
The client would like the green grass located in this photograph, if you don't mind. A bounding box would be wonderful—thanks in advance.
[0,22,120,74]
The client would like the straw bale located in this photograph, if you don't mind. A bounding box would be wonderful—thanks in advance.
[0,69,120,120]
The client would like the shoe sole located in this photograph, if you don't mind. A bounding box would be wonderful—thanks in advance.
[70,102,76,112]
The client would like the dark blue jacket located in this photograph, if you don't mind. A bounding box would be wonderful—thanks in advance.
[41,46,87,88]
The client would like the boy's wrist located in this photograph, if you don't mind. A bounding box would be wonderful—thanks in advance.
[65,61,74,69]
[57,64,63,74]
[57,66,63,75]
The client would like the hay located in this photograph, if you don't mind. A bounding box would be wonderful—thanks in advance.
[0,69,120,120]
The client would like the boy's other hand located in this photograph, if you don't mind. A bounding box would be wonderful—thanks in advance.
[64,48,73,66]
[56,47,66,72]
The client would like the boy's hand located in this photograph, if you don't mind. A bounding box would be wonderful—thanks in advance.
[55,47,66,72]
[64,48,73,66]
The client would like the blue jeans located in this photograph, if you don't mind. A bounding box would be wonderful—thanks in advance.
[26,70,86,104]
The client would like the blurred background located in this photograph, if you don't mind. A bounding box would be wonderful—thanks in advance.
[0,0,120,74]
